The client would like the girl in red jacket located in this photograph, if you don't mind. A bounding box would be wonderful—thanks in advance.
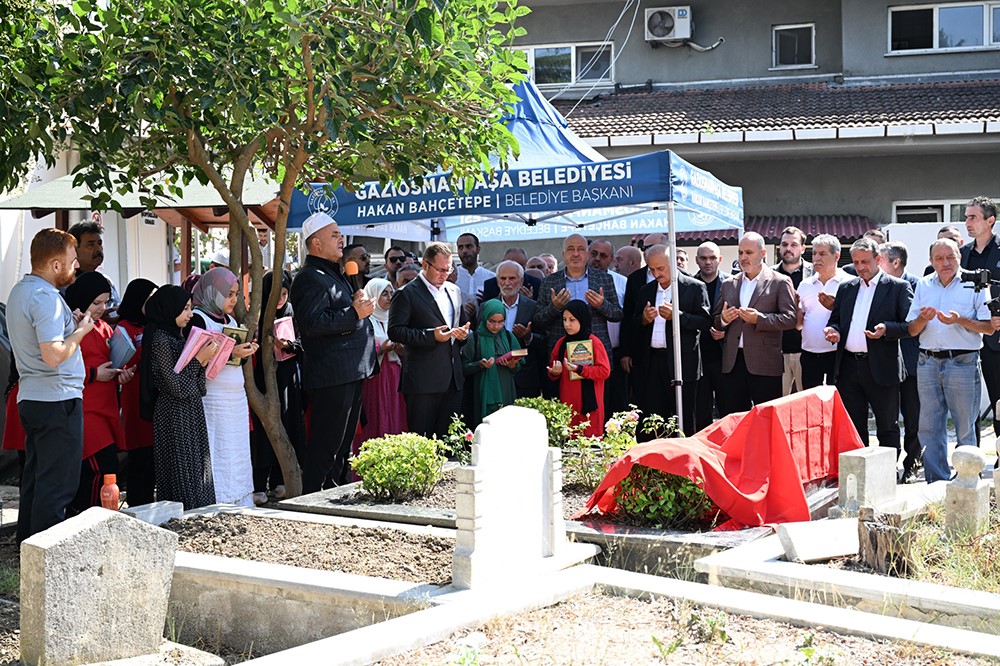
[547,299,611,437]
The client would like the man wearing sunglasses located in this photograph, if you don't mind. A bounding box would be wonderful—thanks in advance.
[384,246,409,284]
[343,244,371,287]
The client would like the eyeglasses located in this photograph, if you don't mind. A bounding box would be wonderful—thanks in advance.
[357,254,371,261]
[388,256,406,264]
[425,262,454,276]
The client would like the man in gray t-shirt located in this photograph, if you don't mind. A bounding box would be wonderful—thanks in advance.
[7,229,94,543]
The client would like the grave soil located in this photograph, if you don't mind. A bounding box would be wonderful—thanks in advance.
[164,513,454,586]
[376,592,996,666]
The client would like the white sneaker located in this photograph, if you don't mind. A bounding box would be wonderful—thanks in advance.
[274,485,287,499]
[252,492,268,506]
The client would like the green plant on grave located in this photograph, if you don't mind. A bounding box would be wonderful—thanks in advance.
[652,634,683,659]
[563,407,641,489]
[351,433,445,501]
[640,412,682,439]
[443,413,473,466]
[615,466,722,530]
[514,396,580,448]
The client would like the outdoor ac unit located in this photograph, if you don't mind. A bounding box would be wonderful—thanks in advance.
[645,6,693,42]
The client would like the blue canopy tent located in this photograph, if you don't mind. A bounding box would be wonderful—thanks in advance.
[288,81,744,433]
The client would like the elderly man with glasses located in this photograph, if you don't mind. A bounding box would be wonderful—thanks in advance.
[388,242,470,439]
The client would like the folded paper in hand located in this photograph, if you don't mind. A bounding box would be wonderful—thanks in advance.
[174,326,236,380]
[109,327,136,369]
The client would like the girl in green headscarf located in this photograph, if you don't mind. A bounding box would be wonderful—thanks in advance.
[461,299,523,427]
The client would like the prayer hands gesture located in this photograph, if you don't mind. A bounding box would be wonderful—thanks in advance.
[519,284,533,299]
[352,290,375,319]
[584,287,605,309]
[512,321,532,342]
[737,307,760,325]
[823,326,840,344]
[817,292,836,310]
[452,322,471,341]
[547,359,563,376]
[936,309,961,325]
[479,357,495,369]
[551,288,571,310]
[917,306,937,322]
[657,302,674,321]
[642,301,658,325]
[231,341,259,360]
[433,325,452,343]
[864,323,887,339]
[720,301,740,325]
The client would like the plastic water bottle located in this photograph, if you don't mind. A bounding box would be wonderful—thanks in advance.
[100,474,120,511]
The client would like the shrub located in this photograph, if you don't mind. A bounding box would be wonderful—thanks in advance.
[350,433,445,501]
[443,413,473,465]
[614,466,723,530]
[514,396,579,448]
[563,407,640,489]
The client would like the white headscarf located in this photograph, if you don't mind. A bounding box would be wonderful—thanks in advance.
[364,278,393,324]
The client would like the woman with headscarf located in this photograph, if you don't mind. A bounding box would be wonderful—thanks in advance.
[114,278,157,505]
[189,267,258,507]
[250,270,306,504]
[140,285,218,509]
[353,278,406,457]
[461,298,522,428]
[64,272,133,513]
[546,299,611,437]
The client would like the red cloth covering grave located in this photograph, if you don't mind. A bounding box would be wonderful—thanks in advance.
[574,386,864,529]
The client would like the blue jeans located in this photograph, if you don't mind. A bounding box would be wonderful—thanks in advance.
[917,351,981,483]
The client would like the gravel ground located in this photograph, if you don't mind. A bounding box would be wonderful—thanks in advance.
[165,513,454,586]
[376,592,998,666]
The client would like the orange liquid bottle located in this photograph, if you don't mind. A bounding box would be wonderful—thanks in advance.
[100,474,120,510]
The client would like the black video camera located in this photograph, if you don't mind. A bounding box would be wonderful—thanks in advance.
[959,269,1000,317]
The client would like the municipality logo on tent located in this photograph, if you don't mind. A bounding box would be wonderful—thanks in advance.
[308,187,339,218]
[691,213,715,227]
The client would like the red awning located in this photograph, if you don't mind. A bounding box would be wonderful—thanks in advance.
[675,214,873,245]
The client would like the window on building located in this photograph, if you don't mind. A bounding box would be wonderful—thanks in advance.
[893,199,999,224]
[889,3,999,52]
[516,43,614,86]
[772,24,815,68]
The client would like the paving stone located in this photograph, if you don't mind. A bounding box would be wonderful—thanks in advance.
[20,507,178,666]
[777,518,859,563]
[123,501,184,526]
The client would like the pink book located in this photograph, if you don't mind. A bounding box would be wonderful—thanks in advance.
[205,332,236,380]
[173,327,211,373]
[273,316,296,362]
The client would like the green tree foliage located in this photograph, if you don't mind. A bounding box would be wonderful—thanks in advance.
[0,0,528,496]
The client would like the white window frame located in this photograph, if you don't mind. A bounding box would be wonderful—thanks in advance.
[887,2,1000,55]
[770,23,817,70]
[514,42,615,88]
[892,199,998,224]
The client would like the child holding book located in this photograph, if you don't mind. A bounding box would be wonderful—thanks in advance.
[140,286,218,509]
[461,299,523,428]
[547,299,611,437]
[190,268,258,507]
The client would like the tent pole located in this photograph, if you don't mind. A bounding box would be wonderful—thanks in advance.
[667,201,685,435]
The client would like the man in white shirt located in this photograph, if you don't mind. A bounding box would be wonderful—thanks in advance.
[797,234,847,389]
[454,233,494,300]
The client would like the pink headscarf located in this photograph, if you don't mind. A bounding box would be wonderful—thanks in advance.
[191,267,238,318]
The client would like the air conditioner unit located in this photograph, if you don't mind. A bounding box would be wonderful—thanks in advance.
[645,6,693,42]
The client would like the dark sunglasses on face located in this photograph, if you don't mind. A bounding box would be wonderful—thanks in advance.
[388,256,406,263]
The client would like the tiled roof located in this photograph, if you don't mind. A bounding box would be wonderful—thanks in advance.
[555,79,1000,137]
[675,214,873,245]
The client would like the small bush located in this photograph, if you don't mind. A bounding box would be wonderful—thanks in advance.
[442,413,473,465]
[615,466,723,530]
[514,396,579,448]
[563,408,641,489]
[351,433,445,501]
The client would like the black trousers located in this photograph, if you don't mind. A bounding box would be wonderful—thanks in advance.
[899,374,921,471]
[405,387,461,440]
[606,347,630,415]
[124,446,156,507]
[978,345,1000,445]
[695,356,724,432]
[17,398,84,544]
[719,350,782,416]
[636,349,697,438]
[69,443,119,515]
[836,354,900,451]
[800,351,837,390]
[304,381,364,492]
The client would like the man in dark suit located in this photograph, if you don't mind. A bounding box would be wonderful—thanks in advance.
[714,232,797,415]
[290,212,377,491]
[694,241,730,430]
[823,237,913,452]
[632,245,711,436]
[619,232,667,378]
[489,260,545,398]
[960,196,1000,452]
[388,242,470,439]
[878,240,922,481]
[479,248,541,302]
[534,233,623,366]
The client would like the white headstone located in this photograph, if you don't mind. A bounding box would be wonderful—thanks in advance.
[452,405,565,589]
[21,507,178,666]
[946,447,990,538]
[837,446,896,512]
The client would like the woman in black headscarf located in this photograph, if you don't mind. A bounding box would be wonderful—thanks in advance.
[250,271,306,503]
[140,285,218,509]
[546,299,611,437]
[115,278,157,505]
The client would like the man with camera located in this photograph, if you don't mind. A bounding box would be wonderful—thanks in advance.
[961,196,1000,453]
[908,238,1000,482]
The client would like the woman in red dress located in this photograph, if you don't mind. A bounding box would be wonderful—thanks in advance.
[64,272,134,513]
[115,278,158,505]
[547,300,611,438]
[2,353,25,470]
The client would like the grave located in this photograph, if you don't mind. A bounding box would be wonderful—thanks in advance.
[946,447,990,538]
[20,507,178,666]
[831,446,896,516]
